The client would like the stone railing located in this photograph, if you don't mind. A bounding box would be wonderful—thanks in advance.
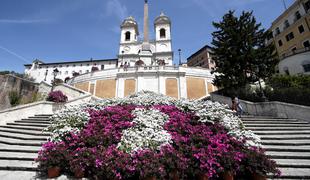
[0,83,93,125]
[210,93,310,122]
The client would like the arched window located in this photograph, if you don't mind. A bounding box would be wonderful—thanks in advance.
[125,31,131,41]
[302,60,310,72]
[160,28,166,38]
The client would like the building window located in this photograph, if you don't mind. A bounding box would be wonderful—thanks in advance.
[80,64,83,67]
[284,20,290,29]
[59,65,62,68]
[125,31,131,41]
[101,65,105,70]
[285,32,294,41]
[304,0,310,12]
[303,40,310,48]
[278,40,283,47]
[283,67,290,75]
[65,71,68,75]
[291,47,297,53]
[298,25,305,34]
[302,61,310,72]
[160,28,166,38]
[79,70,82,74]
[86,70,89,73]
[295,11,301,21]
[66,65,69,67]
[275,27,280,36]
[73,64,76,67]
[87,64,89,66]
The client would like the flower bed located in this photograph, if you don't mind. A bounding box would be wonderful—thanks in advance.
[37,91,280,179]
[46,90,68,103]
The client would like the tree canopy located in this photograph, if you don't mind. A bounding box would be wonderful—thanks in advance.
[211,11,278,89]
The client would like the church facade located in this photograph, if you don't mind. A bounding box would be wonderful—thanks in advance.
[118,1,173,67]
[25,0,216,100]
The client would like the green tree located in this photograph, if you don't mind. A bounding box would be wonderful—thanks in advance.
[211,11,278,89]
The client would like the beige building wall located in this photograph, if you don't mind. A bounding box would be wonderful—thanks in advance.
[74,82,89,92]
[274,17,310,57]
[165,78,179,99]
[89,84,95,95]
[186,77,206,99]
[95,79,116,98]
[124,79,136,97]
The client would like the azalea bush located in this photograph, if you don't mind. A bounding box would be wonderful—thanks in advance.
[46,90,68,103]
[37,91,280,179]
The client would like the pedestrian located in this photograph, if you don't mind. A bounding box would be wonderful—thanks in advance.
[234,97,243,117]
[231,97,237,112]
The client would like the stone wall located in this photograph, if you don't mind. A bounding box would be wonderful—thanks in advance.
[0,75,38,110]
[210,93,310,122]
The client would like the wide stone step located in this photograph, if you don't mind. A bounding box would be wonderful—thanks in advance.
[270,167,310,179]
[266,151,310,159]
[241,118,298,121]
[6,123,48,128]
[246,127,310,131]
[262,139,310,146]
[274,159,310,168]
[245,124,310,127]
[0,160,38,171]
[0,133,48,141]
[0,125,44,132]
[0,144,41,152]
[22,118,51,122]
[263,145,310,152]
[0,152,37,161]
[15,120,51,125]
[255,131,310,135]
[0,128,50,136]
[0,137,44,147]
[260,135,310,140]
[242,121,309,124]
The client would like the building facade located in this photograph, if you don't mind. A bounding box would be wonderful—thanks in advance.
[267,0,310,75]
[187,45,216,70]
[25,59,117,83]
[24,0,217,100]
[118,1,173,67]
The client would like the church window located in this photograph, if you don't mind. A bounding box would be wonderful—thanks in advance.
[101,65,105,70]
[160,28,166,38]
[125,31,131,41]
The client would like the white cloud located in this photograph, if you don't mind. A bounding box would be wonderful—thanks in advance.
[105,0,128,21]
[0,19,51,24]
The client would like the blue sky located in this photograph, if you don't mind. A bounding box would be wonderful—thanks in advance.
[0,0,294,72]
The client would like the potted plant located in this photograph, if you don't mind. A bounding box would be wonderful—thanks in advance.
[46,90,68,103]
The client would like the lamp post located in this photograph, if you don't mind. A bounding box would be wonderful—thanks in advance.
[51,68,59,92]
[178,49,182,66]
[44,69,48,81]
[121,50,125,66]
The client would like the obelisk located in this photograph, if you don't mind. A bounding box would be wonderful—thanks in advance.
[140,0,152,65]
[143,0,149,42]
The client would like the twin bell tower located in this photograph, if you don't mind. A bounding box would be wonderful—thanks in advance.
[118,0,173,67]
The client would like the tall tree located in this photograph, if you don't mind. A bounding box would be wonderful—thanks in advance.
[211,11,278,89]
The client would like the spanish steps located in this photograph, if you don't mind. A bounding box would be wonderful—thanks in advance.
[0,114,309,179]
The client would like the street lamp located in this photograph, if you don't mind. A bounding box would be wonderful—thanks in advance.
[178,49,182,66]
[121,50,125,67]
[51,68,59,91]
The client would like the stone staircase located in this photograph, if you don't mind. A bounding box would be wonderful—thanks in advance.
[0,114,51,172]
[242,116,310,179]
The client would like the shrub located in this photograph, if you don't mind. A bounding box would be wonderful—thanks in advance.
[8,91,21,106]
[46,91,68,103]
